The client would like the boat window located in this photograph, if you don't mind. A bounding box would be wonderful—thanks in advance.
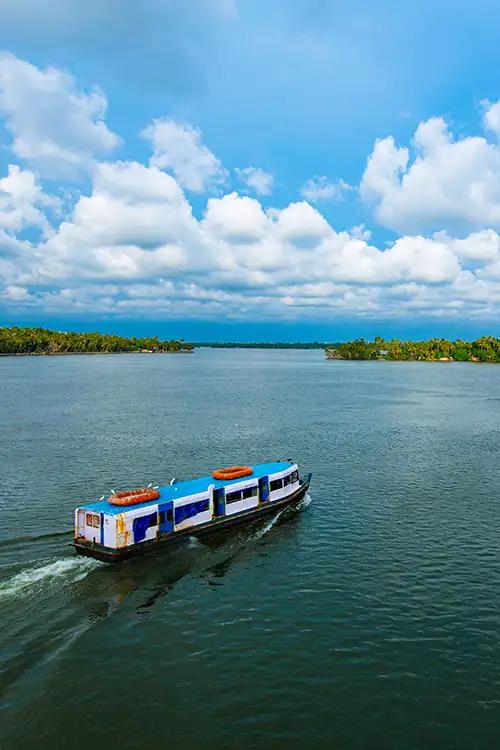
[270,478,283,491]
[175,498,210,524]
[227,486,258,504]
[283,474,291,487]
[86,513,100,528]
[291,470,299,483]
[148,513,158,528]
[158,509,173,524]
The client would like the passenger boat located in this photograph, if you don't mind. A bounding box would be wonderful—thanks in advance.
[74,461,311,562]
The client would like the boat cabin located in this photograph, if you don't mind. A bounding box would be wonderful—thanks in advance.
[75,461,300,552]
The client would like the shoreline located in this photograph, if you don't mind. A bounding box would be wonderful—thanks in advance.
[0,350,194,358]
[325,338,500,363]
[325,355,487,363]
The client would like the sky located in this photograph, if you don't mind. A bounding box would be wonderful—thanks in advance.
[2,0,500,341]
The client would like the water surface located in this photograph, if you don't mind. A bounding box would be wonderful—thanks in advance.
[1,350,500,749]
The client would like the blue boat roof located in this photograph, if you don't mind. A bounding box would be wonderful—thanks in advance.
[80,460,295,516]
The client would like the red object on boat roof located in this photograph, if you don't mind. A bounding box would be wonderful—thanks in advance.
[108,488,160,506]
[212,466,253,480]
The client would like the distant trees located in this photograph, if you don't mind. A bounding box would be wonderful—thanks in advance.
[325,337,500,362]
[193,342,327,349]
[0,327,194,355]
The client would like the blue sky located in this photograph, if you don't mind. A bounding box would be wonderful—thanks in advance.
[2,0,500,340]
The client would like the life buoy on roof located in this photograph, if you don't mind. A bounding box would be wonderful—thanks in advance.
[212,466,253,480]
[109,488,160,506]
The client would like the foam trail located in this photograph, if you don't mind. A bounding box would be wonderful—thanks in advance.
[0,557,100,599]
[251,492,313,542]
[297,492,312,511]
[253,507,288,540]
[187,536,205,548]
[40,618,96,667]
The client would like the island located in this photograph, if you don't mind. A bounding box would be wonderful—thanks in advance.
[0,326,194,355]
[325,336,500,362]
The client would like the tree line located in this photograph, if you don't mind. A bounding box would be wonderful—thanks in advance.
[325,336,500,362]
[0,327,194,355]
[194,342,328,349]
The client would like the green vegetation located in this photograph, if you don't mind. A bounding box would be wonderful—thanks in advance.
[193,342,328,349]
[0,326,193,355]
[325,336,500,362]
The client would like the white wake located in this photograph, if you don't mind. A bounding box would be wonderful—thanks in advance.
[0,557,100,599]
[254,491,312,540]
[298,491,312,510]
[253,507,288,539]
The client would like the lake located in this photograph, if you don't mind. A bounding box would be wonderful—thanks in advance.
[1,349,500,749]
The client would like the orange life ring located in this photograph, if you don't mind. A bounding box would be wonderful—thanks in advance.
[108,488,160,506]
[212,466,253,480]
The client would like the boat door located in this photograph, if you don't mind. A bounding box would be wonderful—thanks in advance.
[76,509,86,537]
[159,501,174,533]
[259,476,270,502]
[213,488,225,517]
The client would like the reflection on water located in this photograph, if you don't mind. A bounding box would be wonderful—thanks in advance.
[108,498,309,615]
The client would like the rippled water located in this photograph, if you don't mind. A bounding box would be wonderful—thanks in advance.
[1,350,500,749]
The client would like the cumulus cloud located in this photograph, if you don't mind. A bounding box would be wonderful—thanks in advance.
[2,56,500,323]
[482,99,500,136]
[0,53,120,179]
[40,161,202,281]
[360,105,500,235]
[0,164,58,236]
[1,284,30,301]
[272,201,332,247]
[235,167,274,196]
[300,175,351,203]
[202,192,268,244]
[142,118,227,192]
[2,156,500,321]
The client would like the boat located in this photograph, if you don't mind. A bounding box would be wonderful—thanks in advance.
[74,460,311,562]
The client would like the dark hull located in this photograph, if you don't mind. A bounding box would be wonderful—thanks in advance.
[74,474,311,563]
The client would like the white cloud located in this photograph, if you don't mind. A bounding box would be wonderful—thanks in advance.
[2,57,500,324]
[272,201,333,250]
[1,284,30,301]
[482,99,500,136]
[300,175,351,203]
[0,53,120,179]
[142,118,227,192]
[0,164,57,236]
[235,166,274,196]
[40,161,202,281]
[202,192,268,243]
[2,157,499,321]
[360,108,500,235]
